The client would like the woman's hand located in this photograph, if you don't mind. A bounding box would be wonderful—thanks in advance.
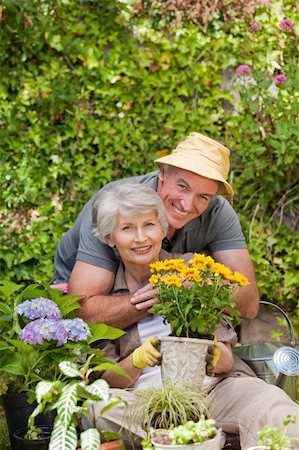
[132,336,161,369]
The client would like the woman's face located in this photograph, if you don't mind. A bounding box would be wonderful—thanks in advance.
[107,211,164,268]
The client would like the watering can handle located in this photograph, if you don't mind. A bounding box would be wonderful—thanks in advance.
[260,300,296,347]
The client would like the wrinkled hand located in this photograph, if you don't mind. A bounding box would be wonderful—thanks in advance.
[131,283,159,312]
[132,336,161,369]
[206,338,221,376]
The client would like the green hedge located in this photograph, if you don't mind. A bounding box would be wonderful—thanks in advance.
[0,0,298,332]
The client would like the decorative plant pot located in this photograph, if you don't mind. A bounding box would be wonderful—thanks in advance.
[246,447,268,450]
[1,392,55,449]
[13,425,52,450]
[152,429,224,450]
[159,336,211,389]
[77,438,125,450]
[101,439,125,450]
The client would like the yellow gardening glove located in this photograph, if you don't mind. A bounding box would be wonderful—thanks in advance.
[132,336,161,369]
[206,338,221,377]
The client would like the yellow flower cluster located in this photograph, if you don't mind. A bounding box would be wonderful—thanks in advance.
[149,253,249,287]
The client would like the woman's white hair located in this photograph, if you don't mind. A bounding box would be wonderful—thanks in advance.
[92,182,168,243]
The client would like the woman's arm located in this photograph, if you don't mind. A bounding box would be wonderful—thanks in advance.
[101,336,161,388]
[101,354,142,388]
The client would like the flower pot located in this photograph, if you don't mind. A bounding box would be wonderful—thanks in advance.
[152,429,224,450]
[1,392,55,449]
[246,447,268,450]
[101,439,125,450]
[159,336,211,389]
[13,425,52,450]
[77,438,125,450]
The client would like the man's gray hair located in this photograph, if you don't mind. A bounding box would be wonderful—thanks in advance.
[92,182,168,243]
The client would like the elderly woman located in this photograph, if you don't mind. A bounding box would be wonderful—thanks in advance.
[85,183,299,450]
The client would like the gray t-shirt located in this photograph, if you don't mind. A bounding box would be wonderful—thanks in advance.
[52,171,246,283]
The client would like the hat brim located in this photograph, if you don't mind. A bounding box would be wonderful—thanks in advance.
[155,155,234,197]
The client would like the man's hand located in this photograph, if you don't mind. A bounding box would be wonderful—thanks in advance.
[132,336,161,369]
[131,283,159,311]
[206,338,221,376]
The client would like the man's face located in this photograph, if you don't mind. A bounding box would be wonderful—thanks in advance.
[157,166,219,233]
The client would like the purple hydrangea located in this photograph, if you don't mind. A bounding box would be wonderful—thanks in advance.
[19,317,91,346]
[279,19,295,29]
[250,22,261,31]
[236,64,252,75]
[17,298,62,320]
[274,73,287,85]
[56,322,69,346]
[19,318,56,345]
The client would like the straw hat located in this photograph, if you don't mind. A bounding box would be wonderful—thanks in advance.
[155,132,234,196]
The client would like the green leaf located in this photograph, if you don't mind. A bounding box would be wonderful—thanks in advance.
[0,352,26,376]
[0,302,12,314]
[91,362,129,378]
[87,323,125,344]
[57,383,78,428]
[59,361,81,378]
[80,379,111,401]
[80,428,101,450]
[49,419,77,450]
[36,380,58,403]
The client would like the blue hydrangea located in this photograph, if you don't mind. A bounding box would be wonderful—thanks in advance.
[64,318,91,342]
[17,298,62,320]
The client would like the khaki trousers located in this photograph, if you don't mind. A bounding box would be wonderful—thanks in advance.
[83,378,299,450]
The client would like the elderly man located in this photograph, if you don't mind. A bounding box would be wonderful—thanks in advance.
[52,132,259,326]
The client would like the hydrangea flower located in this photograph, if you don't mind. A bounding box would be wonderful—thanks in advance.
[279,19,295,29]
[274,73,287,85]
[236,64,252,75]
[17,298,62,320]
[19,317,91,346]
[250,23,261,31]
[64,318,91,342]
[19,318,57,345]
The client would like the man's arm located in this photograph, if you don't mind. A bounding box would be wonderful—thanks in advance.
[212,248,260,319]
[68,260,156,328]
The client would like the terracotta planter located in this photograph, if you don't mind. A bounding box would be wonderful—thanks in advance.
[77,438,125,450]
[159,336,211,388]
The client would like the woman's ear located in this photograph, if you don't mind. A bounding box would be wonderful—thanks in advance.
[106,235,115,248]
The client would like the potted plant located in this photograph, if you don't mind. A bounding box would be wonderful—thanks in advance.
[126,382,211,433]
[142,416,224,450]
[247,415,298,450]
[149,253,248,387]
[0,280,125,448]
[25,355,126,450]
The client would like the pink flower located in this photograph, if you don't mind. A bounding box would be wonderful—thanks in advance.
[50,282,69,294]
[250,23,261,31]
[274,73,287,85]
[279,19,295,29]
[236,64,252,75]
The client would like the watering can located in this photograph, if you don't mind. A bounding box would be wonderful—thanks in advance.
[233,300,299,401]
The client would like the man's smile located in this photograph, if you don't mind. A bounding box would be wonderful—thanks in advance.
[173,204,188,216]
